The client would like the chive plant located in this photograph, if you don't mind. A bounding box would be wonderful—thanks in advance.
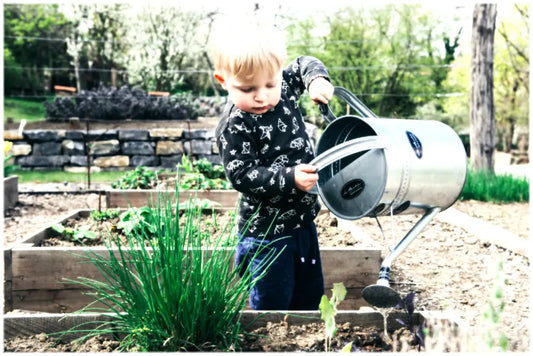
[63,187,280,351]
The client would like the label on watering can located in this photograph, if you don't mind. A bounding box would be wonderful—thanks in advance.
[341,179,365,199]
[406,131,423,159]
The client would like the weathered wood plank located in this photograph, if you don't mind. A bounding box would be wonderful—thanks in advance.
[11,287,367,314]
[10,247,380,291]
[320,248,381,288]
[106,189,240,208]
[11,289,104,314]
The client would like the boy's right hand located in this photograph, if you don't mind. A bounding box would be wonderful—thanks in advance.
[294,164,319,192]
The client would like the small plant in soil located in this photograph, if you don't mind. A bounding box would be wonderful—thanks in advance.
[395,291,425,351]
[110,156,231,190]
[51,223,97,243]
[110,166,161,189]
[90,209,121,221]
[57,188,282,351]
[319,282,353,352]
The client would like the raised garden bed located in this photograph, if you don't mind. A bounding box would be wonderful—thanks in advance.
[3,310,462,352]
[4,208,381,313]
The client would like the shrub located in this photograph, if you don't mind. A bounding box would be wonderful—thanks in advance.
[44,85,200,121]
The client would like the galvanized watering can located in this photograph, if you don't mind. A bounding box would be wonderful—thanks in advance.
[310,87,467,308]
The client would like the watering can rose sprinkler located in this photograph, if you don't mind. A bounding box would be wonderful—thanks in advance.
[309,87,468,308]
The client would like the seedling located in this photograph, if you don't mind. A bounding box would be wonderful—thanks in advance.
[90,209,121,221]
[395,291,425,351]
[51,223,98,243]
[319,282,349,352]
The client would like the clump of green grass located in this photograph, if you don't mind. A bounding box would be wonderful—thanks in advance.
[4,97,49,122]
[13,169,128,184]
[61,188,279,351]
[460,169,529,203]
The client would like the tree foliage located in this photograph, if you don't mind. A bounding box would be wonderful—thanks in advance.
[121,5,216,93]
[4,4,71,95]
[286,4,463,121]
[441,4,529,151]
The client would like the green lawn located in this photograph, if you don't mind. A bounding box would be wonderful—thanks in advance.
[13,170,127,184]
[4,97,50,122]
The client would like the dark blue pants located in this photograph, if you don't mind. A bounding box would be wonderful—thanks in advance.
[235,222,324,310]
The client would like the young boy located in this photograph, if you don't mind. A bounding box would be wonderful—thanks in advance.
[211,19,334,310]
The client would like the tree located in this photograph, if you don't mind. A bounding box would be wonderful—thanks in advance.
[4,4,71,95]
[59,3,130,91]
[286,4,462,120]
[493,4,529,152]
[122,5,214,93]
[470,4,497,172]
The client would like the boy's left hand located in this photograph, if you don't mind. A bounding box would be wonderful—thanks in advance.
[308,77,334,105]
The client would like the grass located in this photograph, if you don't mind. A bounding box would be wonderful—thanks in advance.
[459,168,529,203]
[13,169,127,184]
[4,97,50,122]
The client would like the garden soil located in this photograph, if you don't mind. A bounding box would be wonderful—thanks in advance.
[3,190,530,352]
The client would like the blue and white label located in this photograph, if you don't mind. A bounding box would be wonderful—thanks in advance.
[406,131,423,159]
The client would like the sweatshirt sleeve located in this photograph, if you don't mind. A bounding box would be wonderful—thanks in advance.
[283,56,330,99]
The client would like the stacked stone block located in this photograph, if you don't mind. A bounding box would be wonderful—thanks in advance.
[5,123,319,171]
[5,127,220,172]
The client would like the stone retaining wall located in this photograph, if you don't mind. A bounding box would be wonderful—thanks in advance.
[4,124,319,172]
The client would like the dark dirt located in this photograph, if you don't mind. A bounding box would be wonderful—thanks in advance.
[34,208,348,248]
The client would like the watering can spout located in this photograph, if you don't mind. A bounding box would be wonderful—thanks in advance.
[362,207,441,308]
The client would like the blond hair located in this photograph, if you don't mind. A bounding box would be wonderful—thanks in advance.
[211,18,287,81]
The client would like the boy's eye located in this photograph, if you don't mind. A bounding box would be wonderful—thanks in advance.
[240,87,253,93]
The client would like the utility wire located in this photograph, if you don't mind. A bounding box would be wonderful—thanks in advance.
[4,63,462,73]
[5,92,466,99]
[4,66,212,74]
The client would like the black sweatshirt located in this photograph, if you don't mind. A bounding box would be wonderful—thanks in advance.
[215,56,330,238]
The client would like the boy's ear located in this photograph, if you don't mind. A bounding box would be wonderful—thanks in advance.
[213,71,227,89]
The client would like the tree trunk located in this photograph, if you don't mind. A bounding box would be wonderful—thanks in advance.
[470,4,497,172]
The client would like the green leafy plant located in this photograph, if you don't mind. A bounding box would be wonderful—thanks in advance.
[90,209,121,221]
[117,207,158,237]
[177,155,231,190]
[3,141,20,177]
[110,166,161,189]
[319,282,351,352]
[481,258,509,351]
[51,223,97,243]
[58,188,281,351]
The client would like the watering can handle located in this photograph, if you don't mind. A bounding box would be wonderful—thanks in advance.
[319,86,378,123]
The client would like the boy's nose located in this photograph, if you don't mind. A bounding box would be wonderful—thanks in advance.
[254,89,267,102]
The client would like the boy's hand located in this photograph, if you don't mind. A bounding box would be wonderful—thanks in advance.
[295,164,319,192]
[308,77,334,105]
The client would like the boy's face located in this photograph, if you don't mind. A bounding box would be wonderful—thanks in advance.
[215,68,283,115]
